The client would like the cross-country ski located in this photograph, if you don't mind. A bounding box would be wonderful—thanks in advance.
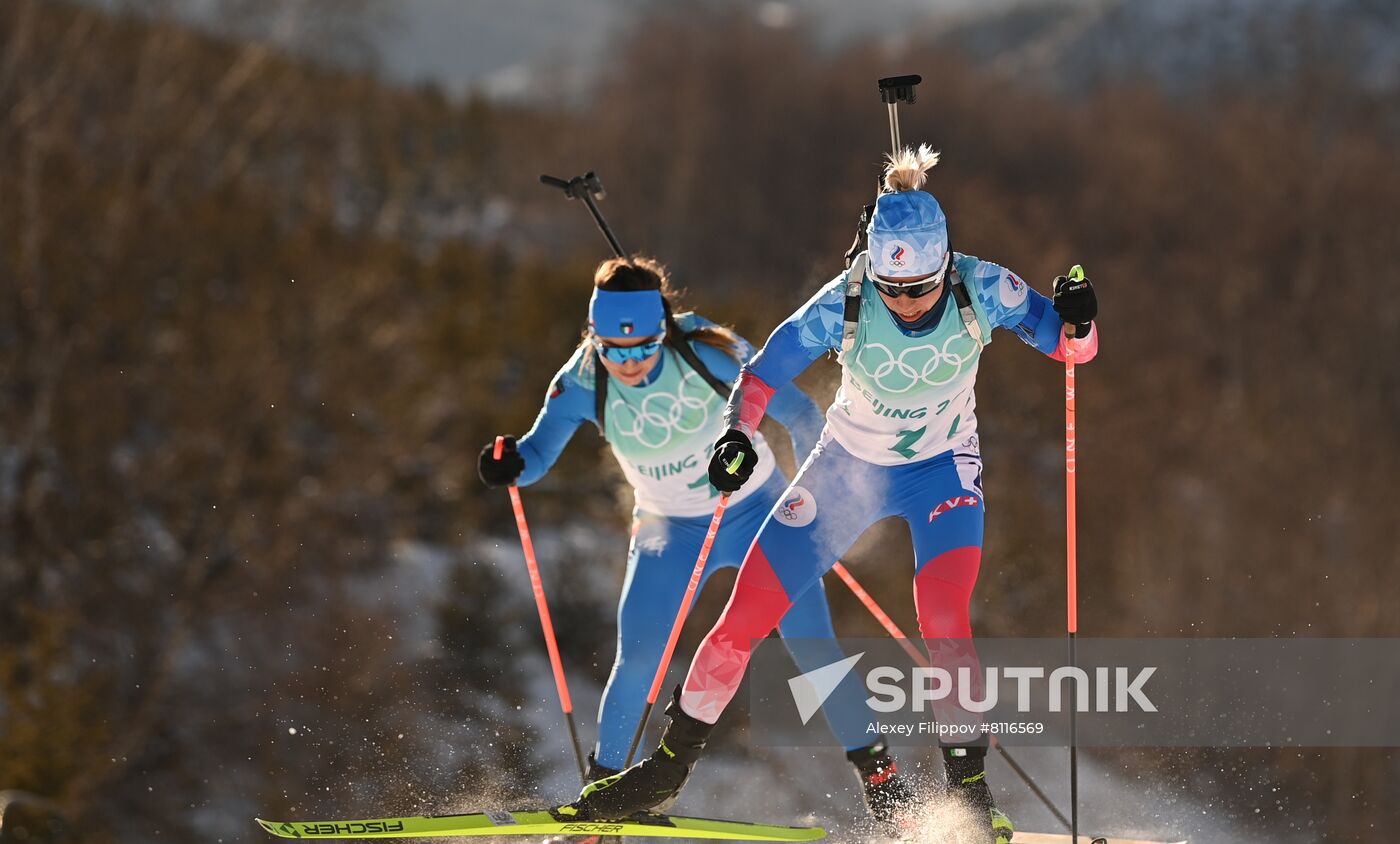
[255,810,825,841]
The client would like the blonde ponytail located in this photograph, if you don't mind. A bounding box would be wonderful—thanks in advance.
[882,143,940,193]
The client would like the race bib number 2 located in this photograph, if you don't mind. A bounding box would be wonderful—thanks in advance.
[889,426,926,460]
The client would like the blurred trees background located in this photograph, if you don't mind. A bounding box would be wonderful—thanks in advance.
[2,0,1397,841]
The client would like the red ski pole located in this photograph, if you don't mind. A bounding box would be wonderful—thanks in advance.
[1064,265,1085,842]
[622,453,745,766]
[495,435,587,783]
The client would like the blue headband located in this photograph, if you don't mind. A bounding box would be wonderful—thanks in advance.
[588,288,667,338]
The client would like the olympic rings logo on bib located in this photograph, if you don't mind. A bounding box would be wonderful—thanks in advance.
[853,334,978,395]
[609,370,717,449]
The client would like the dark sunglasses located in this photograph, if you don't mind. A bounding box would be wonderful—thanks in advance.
[870,251,951,299]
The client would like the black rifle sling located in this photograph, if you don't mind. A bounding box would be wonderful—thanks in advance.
[665,323,732,398]
[593,349,608,434]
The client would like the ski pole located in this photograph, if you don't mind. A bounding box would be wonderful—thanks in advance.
[1064,265,1084,843]
[829,560,1073,833]
[494,435,588,783]
[622,453,746,766]
[540,172,627,259]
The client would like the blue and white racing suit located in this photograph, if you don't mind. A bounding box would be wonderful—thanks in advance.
[515,312,872,769]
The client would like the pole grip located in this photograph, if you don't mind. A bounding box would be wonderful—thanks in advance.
[725,451,745,475]
[1065,264,1087,340]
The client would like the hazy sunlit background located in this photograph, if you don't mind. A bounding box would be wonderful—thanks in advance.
[2,1,1397,841]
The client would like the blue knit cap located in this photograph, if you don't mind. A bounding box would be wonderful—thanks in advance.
[866,190,949,279]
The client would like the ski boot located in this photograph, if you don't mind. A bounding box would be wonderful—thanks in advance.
[545,754,621,844]
[565,687,714,820]
[846,739,916,835]
[941,743,1013,844]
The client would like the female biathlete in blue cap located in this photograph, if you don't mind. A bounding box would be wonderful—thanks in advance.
[477,257,913,823]
[567,148,1100,843]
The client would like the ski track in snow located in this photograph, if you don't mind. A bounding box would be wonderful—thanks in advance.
[375,530,1302,844]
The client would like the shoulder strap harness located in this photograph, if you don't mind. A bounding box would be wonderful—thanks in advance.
[841,205,984,352]
[946,260,986,348]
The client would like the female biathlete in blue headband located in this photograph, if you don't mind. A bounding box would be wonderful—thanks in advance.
[567,148,1100,843]
[477,257,913,824]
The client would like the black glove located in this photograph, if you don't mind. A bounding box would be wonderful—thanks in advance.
[708,430,758,494]
[1052,273,1097,337]
[478,436,525,488]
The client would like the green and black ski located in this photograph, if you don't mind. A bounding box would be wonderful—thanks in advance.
[255,807,825,841]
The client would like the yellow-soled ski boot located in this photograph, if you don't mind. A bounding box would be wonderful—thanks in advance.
[941,743,1013,843]
[989,807,1013,844]
[545,754,621,844]
[569,687,713,820]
